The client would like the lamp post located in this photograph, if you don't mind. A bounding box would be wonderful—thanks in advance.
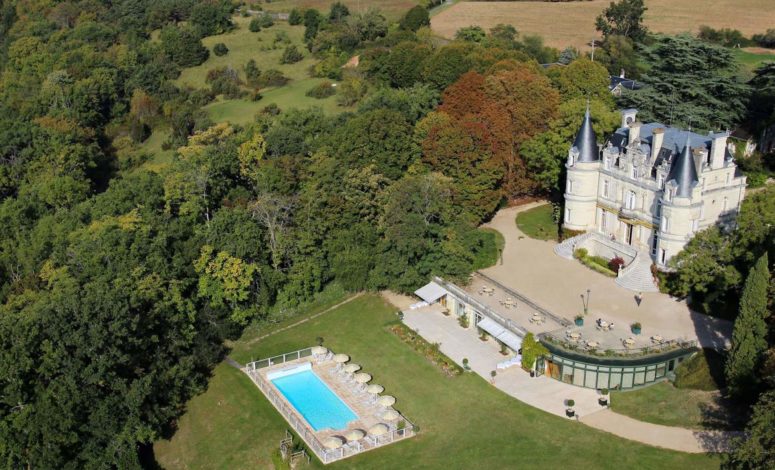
[581,289,591,316]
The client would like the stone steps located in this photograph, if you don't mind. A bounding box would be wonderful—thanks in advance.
[615,254,659,292]
[553,233,591,260]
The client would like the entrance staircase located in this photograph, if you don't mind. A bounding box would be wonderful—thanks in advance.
[615,252,659,292]
[553,233,591,260]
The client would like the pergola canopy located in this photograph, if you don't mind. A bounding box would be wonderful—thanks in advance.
[477,317,523,352]
[414,281,448,303]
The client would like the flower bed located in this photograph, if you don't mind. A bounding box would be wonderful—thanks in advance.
[388,323,463,377]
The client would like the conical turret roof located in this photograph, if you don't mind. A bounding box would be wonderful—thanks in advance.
[573,105,599,162]
[667,134,699,198]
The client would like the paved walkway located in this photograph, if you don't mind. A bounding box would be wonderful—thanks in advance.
[481,203,732,351]
[401,306,735,453]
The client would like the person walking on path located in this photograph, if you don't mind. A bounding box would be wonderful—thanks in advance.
[635,291,643,307]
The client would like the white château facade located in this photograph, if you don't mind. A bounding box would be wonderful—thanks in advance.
[562,108,747,268]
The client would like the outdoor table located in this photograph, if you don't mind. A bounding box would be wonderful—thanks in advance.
[624,338,635,347]
[599,320,608,328]
[652,335,663,343]
[587,341,599,348]
[569,332,581,340]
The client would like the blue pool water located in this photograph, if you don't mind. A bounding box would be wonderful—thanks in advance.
[271,369,358,431]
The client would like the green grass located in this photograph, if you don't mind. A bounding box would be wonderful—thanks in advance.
[611,382,745,430]
[674,349,726,391]
[516,204,559,241]
[471,227,505,270]
[154,294,720,469]
[257,0,419,22]
[733,48,775,71]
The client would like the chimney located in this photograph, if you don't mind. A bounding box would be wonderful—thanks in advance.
[692,148,705,174]
[651,128,665,161]
[710,131,729,169]
[628,121,641,145]
[620,69,626,79]
[621,109,638,128]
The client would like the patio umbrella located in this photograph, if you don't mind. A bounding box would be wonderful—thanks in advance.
[381,409,400,421]
[368,423,388,436]
[353,372,372,384]
[345,429,365,441]
[343,363,361,373]
[366,384,384,394]
[377,395,396,407]
[333,353,350,363]
[311,346,328,355]
[323,436,344,449]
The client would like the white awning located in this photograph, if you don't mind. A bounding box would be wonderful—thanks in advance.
[477,317,523,352]
[414,282,448,303]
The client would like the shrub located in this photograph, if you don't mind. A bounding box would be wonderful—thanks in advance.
[521,332,549,371]
[259,14,274,28]
[458,314,469,328]
[573,248,588,259]
[213,42,229,56]
[608,256,625,273]
[258,69,289,87]
[261,103,281,116]
[288,8,302,25]
[336,75,367,106]
[566,399,575,408]
[205,66,245,99]
[631,322,641,330]
[305,81,335,99]
[249,18,261,32]
[280,45,304,64]
[500,342,508,355]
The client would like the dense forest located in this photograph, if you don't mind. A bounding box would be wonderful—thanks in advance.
[0,0,773,467]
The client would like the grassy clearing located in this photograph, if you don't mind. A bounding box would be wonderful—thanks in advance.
[733,47,775,71]
[431,0,775,50]
[257,0,419,22]
[516,204,558,241]
[611,382,745,430]
[154,294,719,469]
[176,17,314,89]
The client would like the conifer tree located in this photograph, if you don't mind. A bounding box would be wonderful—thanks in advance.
[725,253,770,399]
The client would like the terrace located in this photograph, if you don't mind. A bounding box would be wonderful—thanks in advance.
[244,347,414,464]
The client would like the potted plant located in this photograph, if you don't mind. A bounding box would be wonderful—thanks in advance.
[462,358,470,371]
[631,322,642,335]
[458,314,469,329]
[490,370,497,384]
[599,389,609,406]
[479,330,488,341]
[565,399,576,418]
[315,336,324,346]
[442,308,450,316]
[574,314,584,326]
[500,342,509,356]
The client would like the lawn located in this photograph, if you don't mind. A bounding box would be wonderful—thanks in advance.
[431,0,775,50]
[154,293,719,469]
[516,203,558,241]
[611,382,745,430]
[733,47,775,72]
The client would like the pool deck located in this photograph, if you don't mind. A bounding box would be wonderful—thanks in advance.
[245,351,415,464]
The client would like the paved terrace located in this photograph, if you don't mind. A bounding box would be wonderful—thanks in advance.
[400,302,735,453]
[479,203,732,351]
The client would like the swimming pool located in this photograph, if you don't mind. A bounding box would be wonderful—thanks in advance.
[270,364,358,431]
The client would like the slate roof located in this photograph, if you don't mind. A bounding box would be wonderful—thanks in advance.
[609,76,643,91]
[666,135,699,198]
[573,106,599,162]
